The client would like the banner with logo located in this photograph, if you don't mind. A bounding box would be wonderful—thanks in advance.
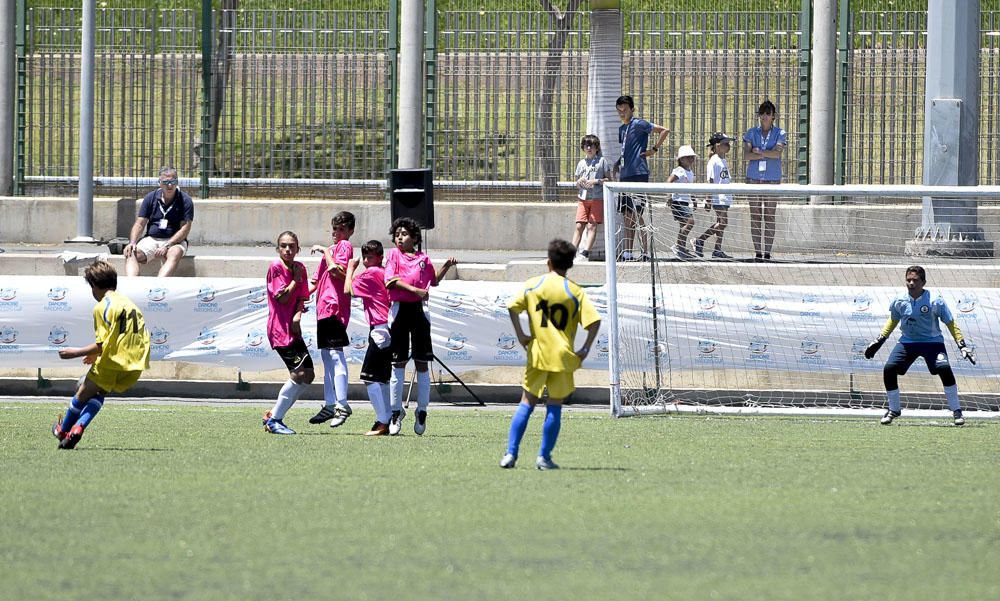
[0,277,994,379]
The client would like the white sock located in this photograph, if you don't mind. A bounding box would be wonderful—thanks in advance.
[380,383,391,420]
[320,349,336,406]
[944,385,961,412]
[271,379,302,420]
[366,382,386,423]
[390,366,406,411]
[331,348,349,408]
[416,370,431,410]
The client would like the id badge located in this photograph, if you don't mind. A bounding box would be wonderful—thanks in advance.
[758,160,767,172]
[619,156,625,168]
[158,219,169,229]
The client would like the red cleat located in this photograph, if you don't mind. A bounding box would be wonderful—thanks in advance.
[59,424,84,450]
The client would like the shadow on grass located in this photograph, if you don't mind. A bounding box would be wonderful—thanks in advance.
[75,447,172,452]
[551,466,629,472]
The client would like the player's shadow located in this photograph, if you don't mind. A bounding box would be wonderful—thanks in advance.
[553,466,629,472]
[77,447,172,452]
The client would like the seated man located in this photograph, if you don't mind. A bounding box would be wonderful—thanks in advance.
[123,167,194,277]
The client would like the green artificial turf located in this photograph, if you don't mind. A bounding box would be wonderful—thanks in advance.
[2,402,997,601]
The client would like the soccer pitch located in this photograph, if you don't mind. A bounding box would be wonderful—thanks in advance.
[2,402,997,601]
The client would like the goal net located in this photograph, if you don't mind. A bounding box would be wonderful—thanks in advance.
[600,181,1000,419]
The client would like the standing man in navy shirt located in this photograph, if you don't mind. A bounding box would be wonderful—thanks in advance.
[123,167,195,277]
[614,95,669,262]
[863,265,976,426]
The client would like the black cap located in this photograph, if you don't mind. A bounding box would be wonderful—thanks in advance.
[707,132,735,147]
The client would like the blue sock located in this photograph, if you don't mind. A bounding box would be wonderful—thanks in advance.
[506,403,534,457]
[60,396,87,431]
[539,404,562,460]
[77,395,105,428]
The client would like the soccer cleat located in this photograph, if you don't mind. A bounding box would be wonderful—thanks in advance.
[264,416,296,435]
[329,405,352,428]
[414,410,427,435]
[535,456,560,471]
[388,409,406,436]
[261,410,273,428]
[880,410,900,425]
[953,410,965,426]
[308,405,338,424]
[52,415,67,441]
[693,239,705,258]
[712,250,733,259]
[499,453,517,469]
[364,421,389,437]
[58,424,84,450]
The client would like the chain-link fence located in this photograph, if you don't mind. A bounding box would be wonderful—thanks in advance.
[13,1,1000,201]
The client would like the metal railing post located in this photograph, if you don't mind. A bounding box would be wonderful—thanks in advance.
[199,0,212,198]
[796,0,811,185]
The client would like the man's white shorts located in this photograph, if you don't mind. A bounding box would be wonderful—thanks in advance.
[135,236,188,259]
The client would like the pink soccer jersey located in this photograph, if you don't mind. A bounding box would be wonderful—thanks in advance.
[353,265,390,326]
[266,259,310,348]
[384,247,436,303]
[313,239,353,325]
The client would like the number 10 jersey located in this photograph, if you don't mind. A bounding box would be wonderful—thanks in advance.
[508,273,600,373]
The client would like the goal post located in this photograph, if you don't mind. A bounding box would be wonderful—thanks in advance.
[601,181,1000,419]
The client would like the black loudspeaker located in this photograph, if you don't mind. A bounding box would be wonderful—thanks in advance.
[389,168,434,230]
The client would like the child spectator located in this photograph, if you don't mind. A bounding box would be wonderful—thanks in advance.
[694,133,736,259]
[572,134,611,260]
[384,217,458,436]
[308,211,356,428]
[52,260,151,450]
[668,145,698,260]
[500,239,601,470]
[262,231,314,435]
[345,240,393,436]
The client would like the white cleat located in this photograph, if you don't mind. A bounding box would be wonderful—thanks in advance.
[535,456,559,471]
[499,453,517,469]
[388,409,405,436]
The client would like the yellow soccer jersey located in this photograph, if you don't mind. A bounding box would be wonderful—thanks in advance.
[93,290,151,372]
[509,273,600,373]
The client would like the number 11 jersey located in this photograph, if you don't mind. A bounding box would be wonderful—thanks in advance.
[93,290,151,371]
[509,274,600,373]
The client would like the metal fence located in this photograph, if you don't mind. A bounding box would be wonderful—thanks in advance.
[13,2,1000,201]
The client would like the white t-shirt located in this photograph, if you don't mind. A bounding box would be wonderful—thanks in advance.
[670,166,695,205]
[706,154,732,207]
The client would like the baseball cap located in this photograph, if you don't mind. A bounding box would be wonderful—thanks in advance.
[708,132,735,147]
[676,144,698,160]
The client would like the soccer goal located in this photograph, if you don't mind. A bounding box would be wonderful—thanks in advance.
[601,181,1000,418]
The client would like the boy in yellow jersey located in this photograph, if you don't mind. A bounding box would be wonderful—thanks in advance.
[500,239,601,470]
[52,261,151,449]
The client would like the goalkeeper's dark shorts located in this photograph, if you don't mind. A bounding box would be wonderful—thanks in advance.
[885,341,949,375]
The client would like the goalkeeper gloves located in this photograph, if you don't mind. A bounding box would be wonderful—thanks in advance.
[958,340,977,365]
[864,335,886,360]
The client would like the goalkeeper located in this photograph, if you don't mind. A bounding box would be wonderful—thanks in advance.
[863,265,975,426]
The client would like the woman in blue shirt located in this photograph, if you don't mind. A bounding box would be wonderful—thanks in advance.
[742,100,786,262]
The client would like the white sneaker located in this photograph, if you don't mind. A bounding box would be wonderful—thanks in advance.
[414,409,427,435]
[388,408,406,435]
[621,251,635,262]
[499,453,517,469]
[535,456,560,470]
[329,404,352,428]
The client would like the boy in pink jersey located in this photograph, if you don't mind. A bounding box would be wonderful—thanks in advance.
[307,211,356,428]
[345,240,393,436]
[384,217,457,435]
[262,231,314,435]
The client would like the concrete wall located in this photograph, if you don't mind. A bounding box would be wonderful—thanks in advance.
[4,195,1000,254]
